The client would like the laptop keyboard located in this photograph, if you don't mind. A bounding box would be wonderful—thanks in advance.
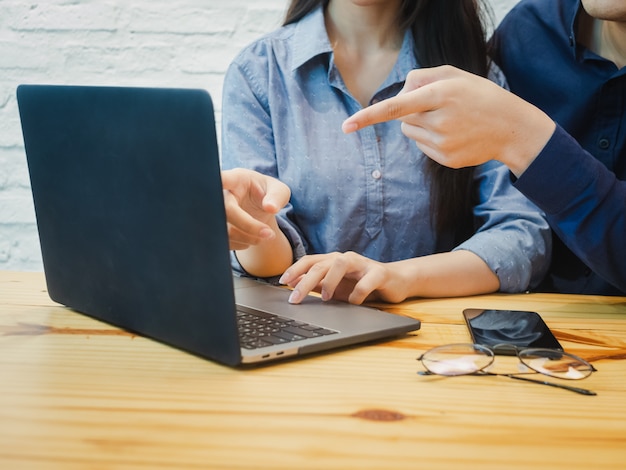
[237,308,338,350]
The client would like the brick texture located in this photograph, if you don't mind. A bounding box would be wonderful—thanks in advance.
[0,0,518,271]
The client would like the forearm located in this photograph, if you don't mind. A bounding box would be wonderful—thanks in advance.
[234,216,294,278]
[393,250,500,299]
[515,127,626,293]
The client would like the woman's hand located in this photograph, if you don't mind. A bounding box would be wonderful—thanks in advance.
[279,251,409,305]
[279,249,500,305]
[221,168,290,250]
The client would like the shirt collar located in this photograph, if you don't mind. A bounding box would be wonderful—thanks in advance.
[290,5,418,82]
[386,30,418,87]
[568,0,584,54]
[291,6,333,72]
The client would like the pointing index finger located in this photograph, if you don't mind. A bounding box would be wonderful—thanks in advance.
[342,65,464,133]
[342,89,430,133]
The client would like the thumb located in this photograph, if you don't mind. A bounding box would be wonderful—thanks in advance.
[261,177,291,214]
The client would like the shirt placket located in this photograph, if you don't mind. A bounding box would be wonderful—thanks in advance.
[593,74,625,171]
[328,63,385,240]
[359,123,384,239]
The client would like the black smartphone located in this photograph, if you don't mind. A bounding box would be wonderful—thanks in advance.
[462,308,563,355]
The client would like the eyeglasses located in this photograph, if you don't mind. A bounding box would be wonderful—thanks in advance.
[417,343,597,396]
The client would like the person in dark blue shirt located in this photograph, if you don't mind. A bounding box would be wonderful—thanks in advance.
[341,0,626,296]
[491,0,625,295]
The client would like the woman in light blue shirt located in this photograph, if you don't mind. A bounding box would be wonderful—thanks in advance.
[221,0,551,305]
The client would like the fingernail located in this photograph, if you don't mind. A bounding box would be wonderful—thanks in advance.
[321,289,331,301]
[278,271,290,284]
[342,121,358,133]
[288,290,301,304]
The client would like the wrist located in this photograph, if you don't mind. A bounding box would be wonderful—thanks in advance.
[499,105,556,178]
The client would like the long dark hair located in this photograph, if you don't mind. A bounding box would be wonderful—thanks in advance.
[284,0,492,247]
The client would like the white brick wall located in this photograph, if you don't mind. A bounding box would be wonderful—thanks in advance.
[0,0,519,271]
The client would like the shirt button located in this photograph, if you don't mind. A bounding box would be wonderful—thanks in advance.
[598,138,610,150]
[371,169,382,179]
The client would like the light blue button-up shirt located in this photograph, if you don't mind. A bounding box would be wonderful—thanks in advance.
[221,6,550,292]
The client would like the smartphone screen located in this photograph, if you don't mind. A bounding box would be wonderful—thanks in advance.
[462,308,563,355]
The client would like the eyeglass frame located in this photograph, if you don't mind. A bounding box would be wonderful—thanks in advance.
[416,343,598,396]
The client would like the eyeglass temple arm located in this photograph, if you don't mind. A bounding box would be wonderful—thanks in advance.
[417,370,597,396]
[505,374,597,396]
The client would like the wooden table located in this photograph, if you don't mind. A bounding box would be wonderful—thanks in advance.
[1,271,626,469]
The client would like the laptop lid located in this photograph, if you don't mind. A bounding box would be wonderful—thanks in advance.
[17,84,420,367]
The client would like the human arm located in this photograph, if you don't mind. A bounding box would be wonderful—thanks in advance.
[221,168,291,250]
[221,56,300,278]
[280,159,550,304]
[223,168,293,277]
[515,127,626,293]
[279,250,499,305]
[232,217,293,279]
[342,65,556,177]
[221,157,293,280]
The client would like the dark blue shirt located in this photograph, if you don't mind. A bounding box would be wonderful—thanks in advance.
[492,0,626,295]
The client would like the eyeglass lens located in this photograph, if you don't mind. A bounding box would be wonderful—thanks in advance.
[419,343,494,376]
[419,344,594,380]
[518,349,594,380]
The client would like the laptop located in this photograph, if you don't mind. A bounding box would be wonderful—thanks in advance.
[16,84,421,366]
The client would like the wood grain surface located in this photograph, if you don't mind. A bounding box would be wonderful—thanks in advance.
[1,271,625,469]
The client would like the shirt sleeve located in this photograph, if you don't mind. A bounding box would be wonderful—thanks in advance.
[455,160,552,292]
[514,125,626,292]
[221,55,307,277]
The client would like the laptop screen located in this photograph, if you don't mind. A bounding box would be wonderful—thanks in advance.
[18,85,243,365]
